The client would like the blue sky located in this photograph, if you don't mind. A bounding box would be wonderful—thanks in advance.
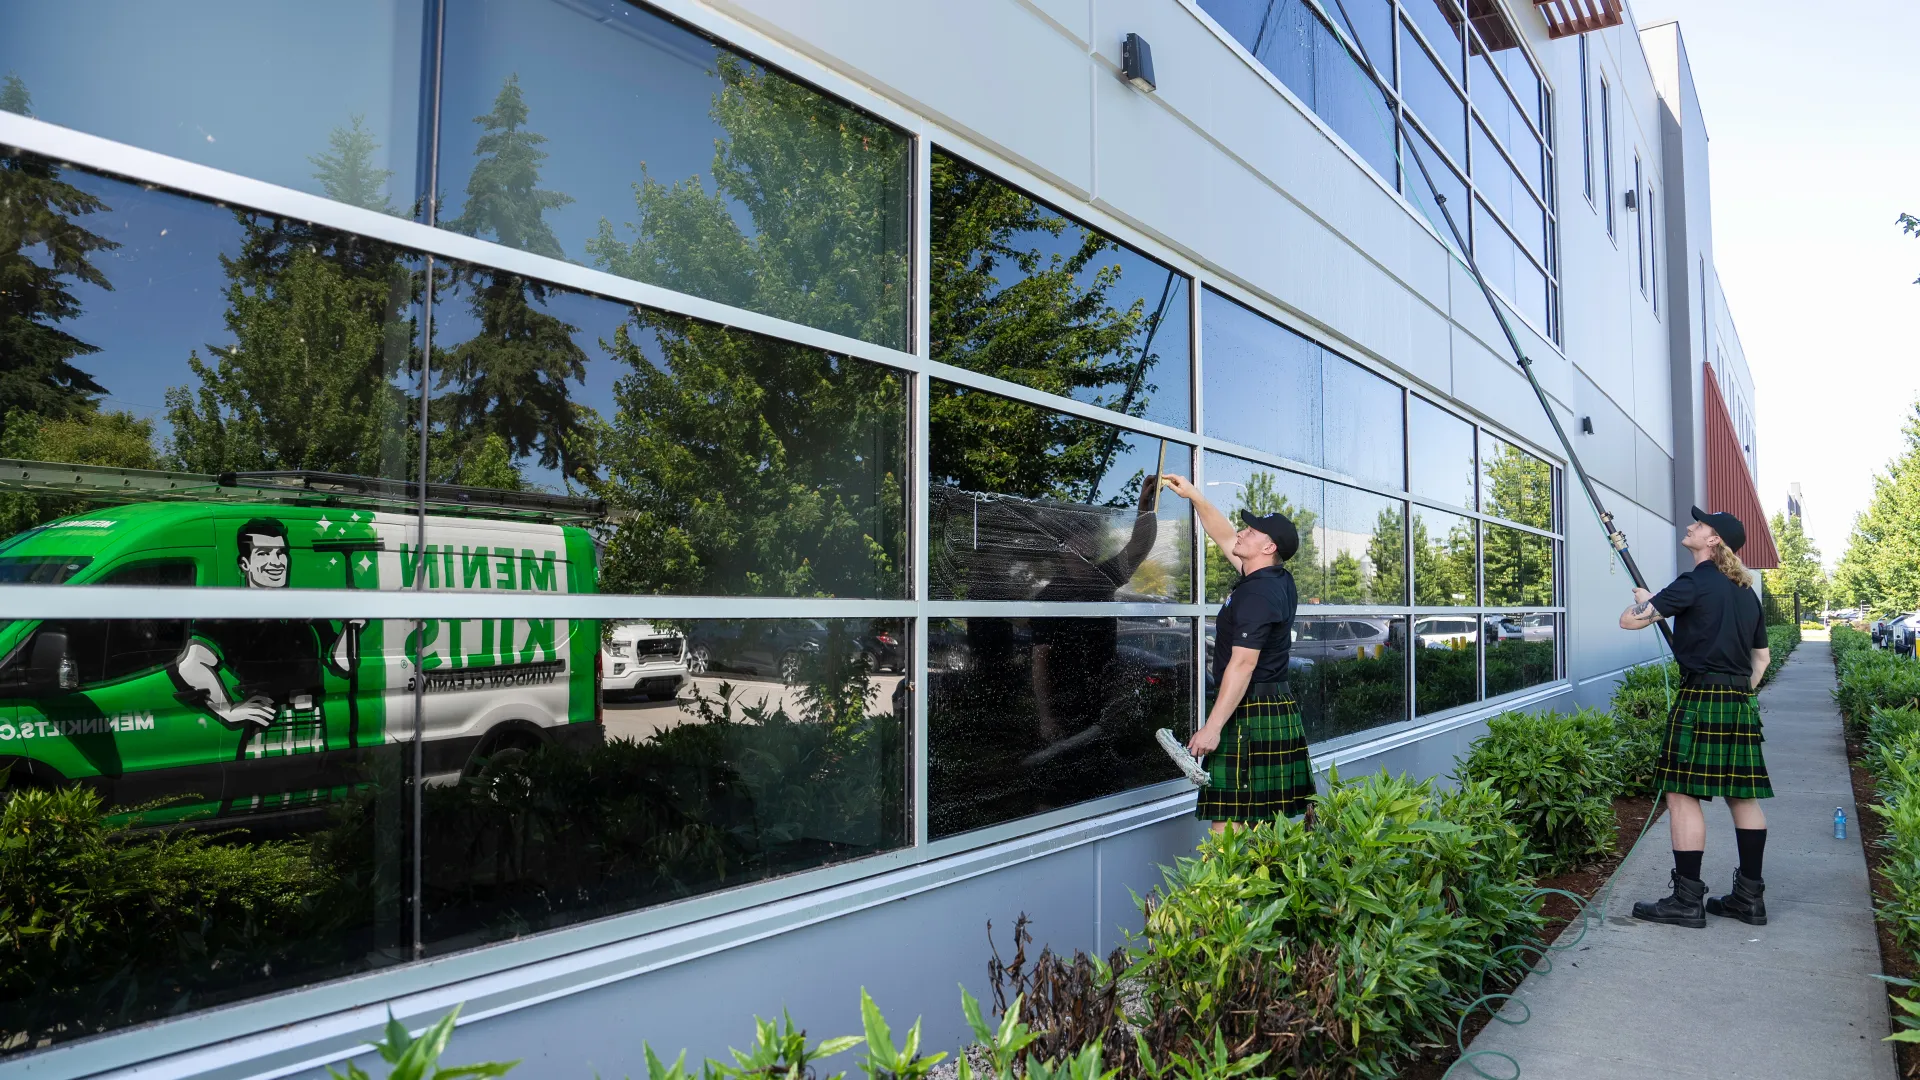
[1630,0,1920,569]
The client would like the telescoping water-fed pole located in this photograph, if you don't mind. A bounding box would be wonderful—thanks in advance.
[1323,0,1674,652]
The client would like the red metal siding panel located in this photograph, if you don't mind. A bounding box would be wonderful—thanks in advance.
[1701,362,1780,569]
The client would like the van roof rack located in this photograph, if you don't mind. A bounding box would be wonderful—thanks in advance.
[0,459,606,524]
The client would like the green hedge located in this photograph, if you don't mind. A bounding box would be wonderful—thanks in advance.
[1862,707,1920,998]
[1456,710,1620,874]
[1836,649,1920,731]
[1833,624,1875,661]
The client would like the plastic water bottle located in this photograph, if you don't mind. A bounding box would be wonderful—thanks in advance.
[1835,807,1848,840]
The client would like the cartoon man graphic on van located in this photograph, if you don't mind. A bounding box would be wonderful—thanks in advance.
[170,518,363,763]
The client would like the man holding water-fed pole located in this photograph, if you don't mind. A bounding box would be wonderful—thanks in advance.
[1157,473,1312,831]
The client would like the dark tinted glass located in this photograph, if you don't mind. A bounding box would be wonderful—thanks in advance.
[1399,19,1465,166]
[1323,354,1404,490]
[931,151,1190,429]
[1202,453,1321,605]
[1321,483,1406,605]
[1483,524,1554,606]
[1291,614,1408,741]
[1412,507,1477,605]
[1414,616,1480,714]
[1486,612,1555,696]
[427,262,909,599]
[1201,289,1321,465]
[930,384,1192,603]
[422,617,907,951]
[0,153,424,587]
[439,0,911,348]
[1196,1,1397,182]
[1408,398,1477,508]
[1480,433,1554,528]
[0,617,410,1051]
[1405,0,1465,80]
[0,2,424,216]
[928,616,1193,838]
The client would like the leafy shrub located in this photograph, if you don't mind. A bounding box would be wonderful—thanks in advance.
[329,1006,516,1080]
[1836,650,1920,730]
[1832,624,1874,661]
[1608,664,1677,797]
[1865,708,1920,975]
[1124,772,1542,1079]
[1801,620,1825,631]
[1763,623,1801,686]
[1457,711,1619,874]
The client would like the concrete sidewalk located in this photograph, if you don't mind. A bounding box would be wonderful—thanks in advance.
[1465,641,1896,1079]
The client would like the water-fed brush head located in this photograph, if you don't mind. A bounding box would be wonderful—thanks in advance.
[1156,728,1211,786]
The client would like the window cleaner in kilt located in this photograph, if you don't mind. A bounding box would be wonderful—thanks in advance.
[1158,474,1315,831]
[1619,507,1773,927]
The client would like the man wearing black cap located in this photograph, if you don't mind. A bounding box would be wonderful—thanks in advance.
[1159,474,1313,831]
[1619,507,1773,927]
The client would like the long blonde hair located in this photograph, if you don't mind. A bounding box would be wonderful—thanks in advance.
[1709,541,1754,588]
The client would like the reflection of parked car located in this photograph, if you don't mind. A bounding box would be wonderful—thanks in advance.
[1484,617,1524,643]
[1516,613,1555,642]
[1414,617,1481,649]
[1872,619,1891,646]
[1892,613,1920,657]
[1291,618,1395,662]
[600,621,688,701]
[685,620,902,682]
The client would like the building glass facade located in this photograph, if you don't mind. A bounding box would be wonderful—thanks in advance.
[0,0,1563,1059]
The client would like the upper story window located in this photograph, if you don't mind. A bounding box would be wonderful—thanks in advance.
[1634,154,1647,295]
[1600,76,1615,238]
[1196,0,1560,341]
[1579,35,1594,205]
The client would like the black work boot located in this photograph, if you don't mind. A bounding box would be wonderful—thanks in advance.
[1705,870,1768,925]
[1632,870,1707,928]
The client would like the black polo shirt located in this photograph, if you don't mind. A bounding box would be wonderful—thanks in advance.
[1650,560,1767,678]
[1213,565,1297,687]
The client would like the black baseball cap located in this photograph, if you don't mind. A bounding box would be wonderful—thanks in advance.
[1240,510,1300,562]
[1690,506,1746,553]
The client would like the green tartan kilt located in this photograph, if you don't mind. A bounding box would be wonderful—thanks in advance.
[1196,695,1315,823]
[1654,684,1773,800]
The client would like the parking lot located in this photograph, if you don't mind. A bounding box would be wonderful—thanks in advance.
[602,673,907,743]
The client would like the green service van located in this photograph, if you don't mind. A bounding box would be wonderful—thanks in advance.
[0,464,606,824]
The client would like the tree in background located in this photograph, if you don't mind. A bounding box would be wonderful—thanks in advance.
[1413,513,1478,606]
[1763,510,1829,620]
[434,75,591,489]
[1203,472,1321,601]
[1367,506,1408,604]
[0,74,116,447]
[1834,400,1920,616]
[1901,212,1919,284]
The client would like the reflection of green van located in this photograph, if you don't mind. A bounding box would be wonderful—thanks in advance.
[0,466,604,824]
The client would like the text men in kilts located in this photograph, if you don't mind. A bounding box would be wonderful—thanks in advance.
[1619,506,1773,928]
[1158,474,1313,832]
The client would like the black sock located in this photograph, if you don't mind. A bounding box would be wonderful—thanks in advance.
[1674,849,1704,881]
[1736,828,1767,882]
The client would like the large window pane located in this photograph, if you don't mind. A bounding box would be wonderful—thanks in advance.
[1292,614,1408,741]
[422,617,907,951]
[1408,397,1477,508]
[0,153,424,586]
[1470,46,1546,196]
[0,617,411,1050]
[426,264,909,599]
[1202,453,1321,604]
[439,0,911,348]
[929,616,1192,838]
[1321,483,1406,605]
[1406,120,1468,253]
[1323,354,1405,490]
[1483,523,1555,607]
[1487,612,1556,696]
[1399,19,1466,166]
[1404,0,1466,80]
[930,384,1192,602]
[1412,507,1476,605]
[1414,616,1480,714]
[0,2,424,217]
[1201,288,1321,465]
[1480,433,1554,529]
[931,151,1191,429]
[1325,0,1394,81]
[1313,17,1400,182]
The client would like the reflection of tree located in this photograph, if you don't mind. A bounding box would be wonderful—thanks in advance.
[0,78,117,447]
[1204,471,1320,600]
[584,313,905,597]
[1413,513,1477,605]
[0,411,160,535]
[587,55,909,348]
[308,115,395,213]
[436,76,591,486]
[1483,440,1552,528]
[1483,526,1552,607]
[1366,507,1407,604]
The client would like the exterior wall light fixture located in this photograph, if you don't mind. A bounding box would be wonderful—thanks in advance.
[1580,416,1595,434]
[1123,33,1157,92]
[1623,188,1638,211]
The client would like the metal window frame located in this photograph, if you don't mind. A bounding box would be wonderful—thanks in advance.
[1579,34,1595,206]
[1601,75,1617,241]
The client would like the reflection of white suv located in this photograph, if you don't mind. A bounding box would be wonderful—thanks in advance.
[1414,617,1480,649]
[600,621,690,701]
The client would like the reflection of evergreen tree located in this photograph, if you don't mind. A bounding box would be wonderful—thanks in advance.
[308,115,395,213]
[1483,441,1552,528]
[437,76,590,484]
[1204,472,1320,600]
[0,81,117,446]
[1367,506,1407,604]
[1325,551,1367,602]
[587,55,910,348]
[1413,514,1478,605]
[584,314,905,597]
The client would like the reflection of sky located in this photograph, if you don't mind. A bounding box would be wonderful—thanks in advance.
[1408,397,1477,508]
[0,0,425,211]
[1201,288,1320,464]
[1323,354,1404,490]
